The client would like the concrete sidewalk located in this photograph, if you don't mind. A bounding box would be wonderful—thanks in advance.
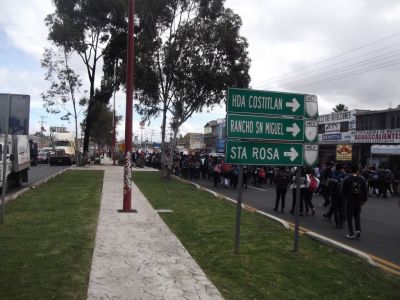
[83,158,223,300]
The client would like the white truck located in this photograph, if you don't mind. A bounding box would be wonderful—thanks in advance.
[0,135,30,189]
[49,131,76,166]
[0,94,30,190]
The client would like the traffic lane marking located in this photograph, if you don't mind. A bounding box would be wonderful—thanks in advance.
[247,186,267,192]
[368,253,400,271]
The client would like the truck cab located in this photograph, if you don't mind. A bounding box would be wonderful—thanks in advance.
[49,131,76,166]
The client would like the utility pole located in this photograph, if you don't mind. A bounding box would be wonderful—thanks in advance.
[120,0,136,213]
[150,129,154,144]
[38,116,47,148]
[112,59,118,165]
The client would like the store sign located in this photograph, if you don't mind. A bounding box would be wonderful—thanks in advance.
[318,110,356,143]
[352,129,400,143]
[321,133,342,141]
[336,144,352,161]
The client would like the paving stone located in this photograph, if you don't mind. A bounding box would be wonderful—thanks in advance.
[85,158,223,300]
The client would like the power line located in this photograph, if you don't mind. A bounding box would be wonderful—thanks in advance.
[287,58,400,90]
[252,31,400,88]
[281,49,400,88]
[258,44,400,87]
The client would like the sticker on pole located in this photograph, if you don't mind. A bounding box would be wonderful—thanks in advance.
[305,95,318,118]
[303,144,319,166]
[305,119,318,143]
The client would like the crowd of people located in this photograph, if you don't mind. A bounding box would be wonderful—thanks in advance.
[166,152,400,240]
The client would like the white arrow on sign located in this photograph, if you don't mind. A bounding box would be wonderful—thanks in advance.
[286,98,300,112]
[284,147,299,162]
[286,123,301,137]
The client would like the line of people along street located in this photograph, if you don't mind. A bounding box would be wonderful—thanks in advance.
[168,153,400,240]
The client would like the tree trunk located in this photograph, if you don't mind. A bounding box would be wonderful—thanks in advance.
[74,115,79,167]
[160,104,168,178]
[83,77,95,161]
[167,129,178,177]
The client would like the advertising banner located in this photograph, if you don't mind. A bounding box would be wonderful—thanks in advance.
[318,110,356,143]
[336,144,352,161]
[352,129,400,143]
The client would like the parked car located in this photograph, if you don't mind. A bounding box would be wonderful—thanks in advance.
[37,151,49,164]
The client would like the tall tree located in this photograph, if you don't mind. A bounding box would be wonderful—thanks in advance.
[132,0,251,176]
[41,47,84,165]
[87,101,118,148]
[45,0,126,158]
[333,103,349,112]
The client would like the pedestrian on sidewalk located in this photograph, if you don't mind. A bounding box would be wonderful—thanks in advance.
[341,164,368,239]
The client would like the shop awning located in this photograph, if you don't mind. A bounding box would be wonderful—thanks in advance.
[371,145,400,155]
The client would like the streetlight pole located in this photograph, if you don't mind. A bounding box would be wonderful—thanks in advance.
[120,0,135,213]
[112,59,118,165]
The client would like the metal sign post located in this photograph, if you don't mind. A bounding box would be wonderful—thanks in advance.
[226,87,319,253]
[293,167,301,252]
[1,95,11,224]
[234,166,243,254]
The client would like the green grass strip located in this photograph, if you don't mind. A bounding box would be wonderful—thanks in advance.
[0,170,104,300]
[134,171,400,300]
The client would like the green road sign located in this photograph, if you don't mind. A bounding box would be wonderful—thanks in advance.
[227,88,318,118]
[227,114,305,142]
[225,140,319,166]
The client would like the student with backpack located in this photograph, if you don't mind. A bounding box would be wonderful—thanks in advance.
[326,163,347,228]
[341,164,368,239]
[305,167,319,215]
[274,166,291,213]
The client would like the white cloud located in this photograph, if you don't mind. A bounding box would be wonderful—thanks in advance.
[2,0,400,140]
[0,0,54,59]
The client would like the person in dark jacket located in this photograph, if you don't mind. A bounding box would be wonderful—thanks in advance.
[290,166,308,216]
[274,167,291,213]
[341,164,368,239]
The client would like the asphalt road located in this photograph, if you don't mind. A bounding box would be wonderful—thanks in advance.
[189,176,400,265]
[6,163,68,196]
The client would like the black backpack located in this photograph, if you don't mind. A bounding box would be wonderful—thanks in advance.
[276,174,289,186]
[327,177,339,193]
[350,177,362,197]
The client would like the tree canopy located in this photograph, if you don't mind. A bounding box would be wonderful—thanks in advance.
[45,0,127,156]
[102,0,251,175]
[333,103,349,112]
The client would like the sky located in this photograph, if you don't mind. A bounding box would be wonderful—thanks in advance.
[1,0,400,143]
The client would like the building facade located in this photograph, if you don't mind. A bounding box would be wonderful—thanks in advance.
[317,106,400,168]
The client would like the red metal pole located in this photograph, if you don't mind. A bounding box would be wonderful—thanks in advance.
[122,0,135,212]
[112,60,117,166]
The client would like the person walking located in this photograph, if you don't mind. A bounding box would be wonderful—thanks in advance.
[274,167,291,213]
[341,164,368,239]
[327,163,347,228]
[290,166,308,216]
[319,163,333,207]
[305,167,319,216]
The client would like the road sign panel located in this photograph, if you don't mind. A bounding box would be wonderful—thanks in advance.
[225,140,318,166]
[227,88,318,118]
[227,114,305,142]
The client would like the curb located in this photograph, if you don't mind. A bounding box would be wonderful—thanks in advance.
[305,231,376,266]
[5,167,70,204]
[172,176,383,270]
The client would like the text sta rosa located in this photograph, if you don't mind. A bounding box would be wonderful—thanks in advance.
[230,146,280,160]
